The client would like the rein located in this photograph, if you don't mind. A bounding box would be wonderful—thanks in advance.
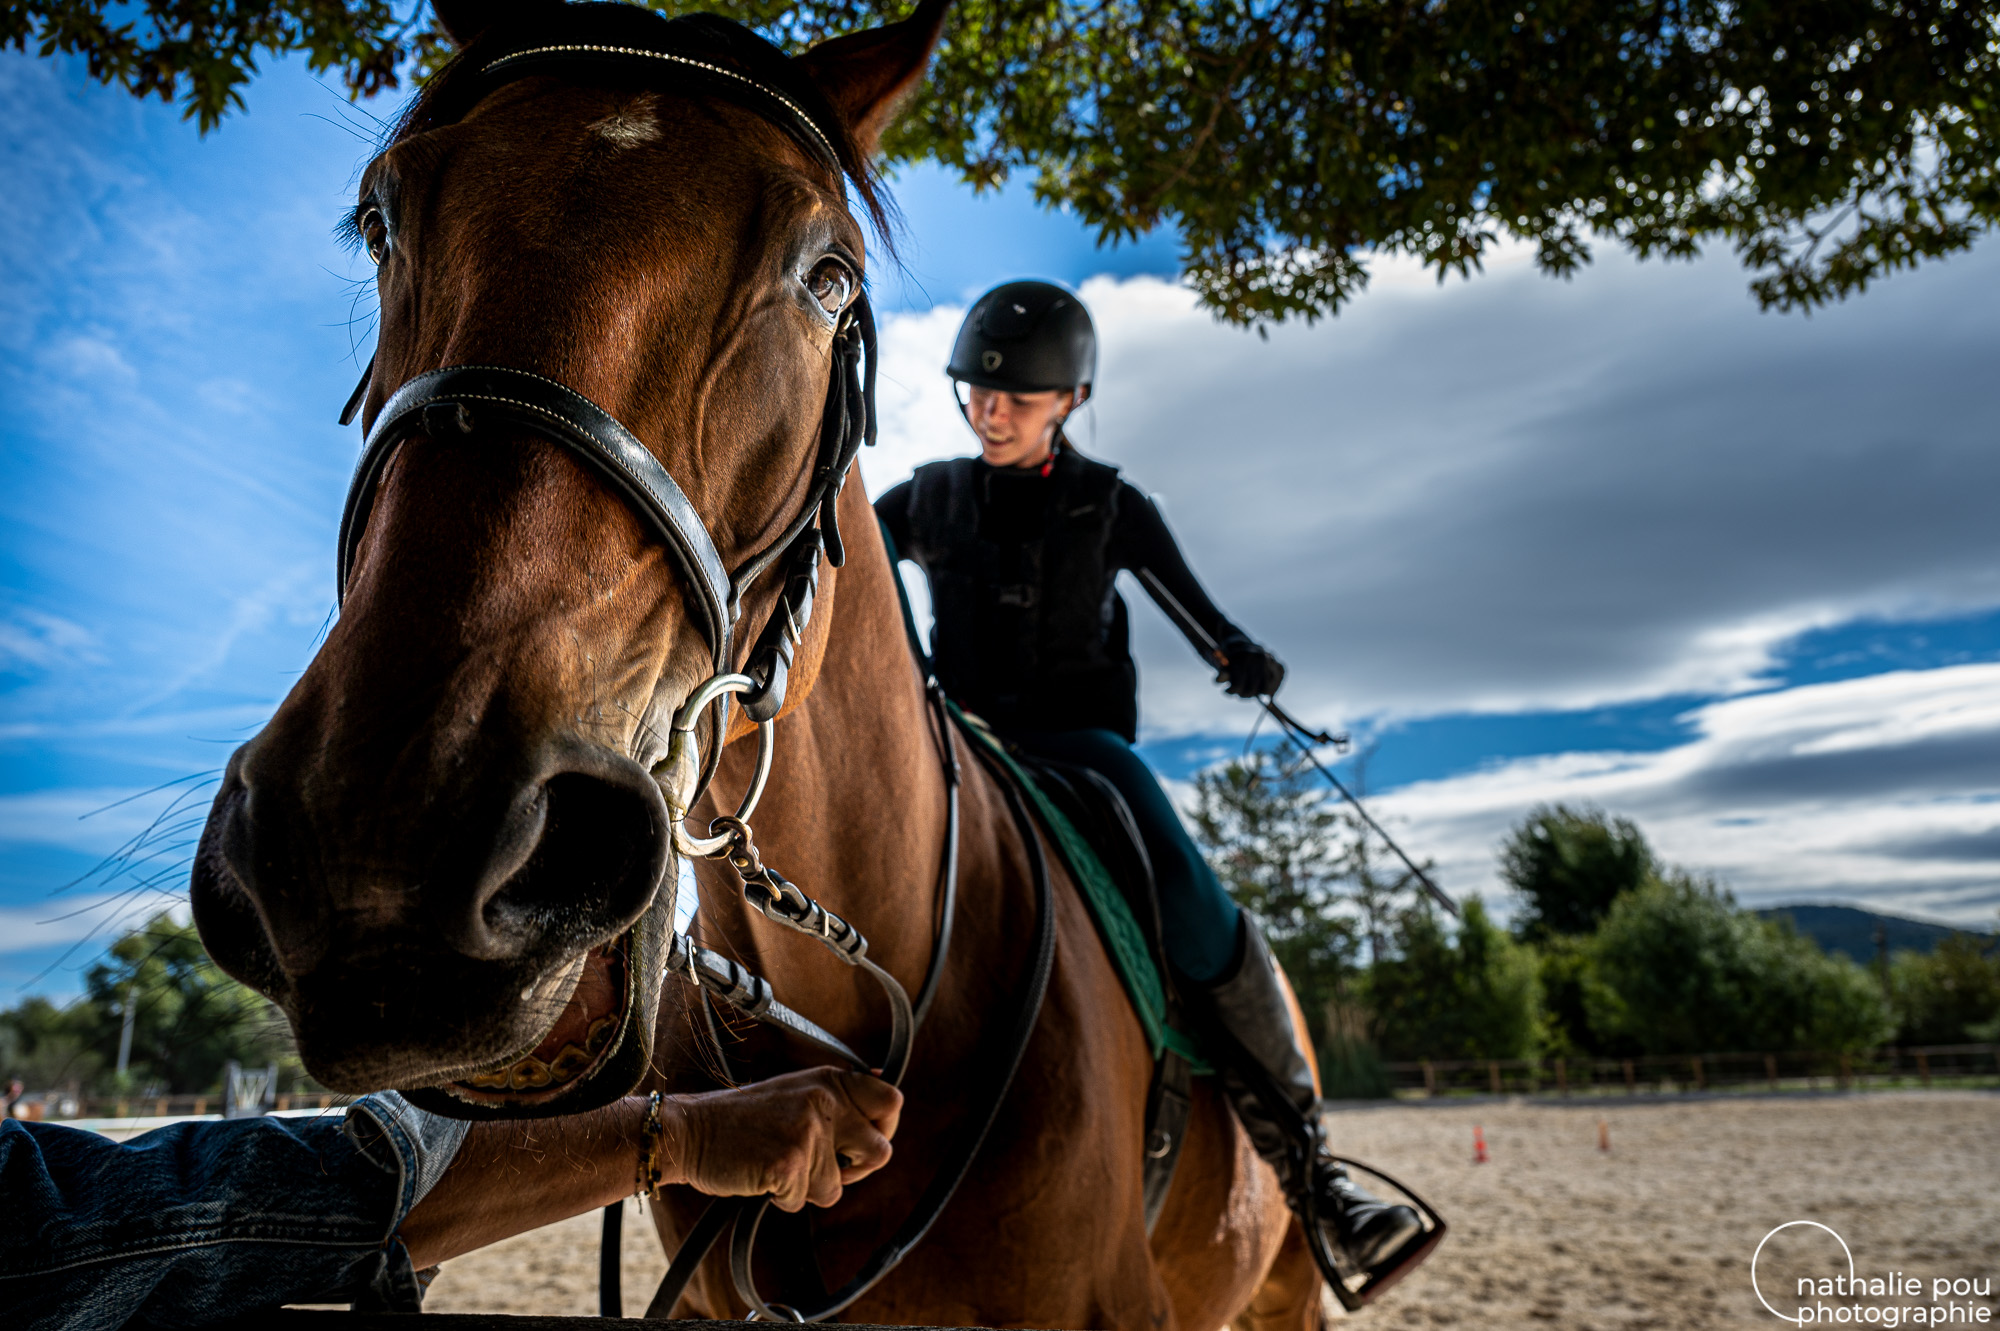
[335,13,1057,1321]
[644,683,1054,1325]
[641,530,1048,1323]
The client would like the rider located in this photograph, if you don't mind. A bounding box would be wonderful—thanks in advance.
[874,280,1422,1292]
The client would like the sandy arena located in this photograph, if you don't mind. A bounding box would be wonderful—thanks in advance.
[424,1090,2000,1326]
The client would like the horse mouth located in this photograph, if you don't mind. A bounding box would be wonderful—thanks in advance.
[444,933,633,1105]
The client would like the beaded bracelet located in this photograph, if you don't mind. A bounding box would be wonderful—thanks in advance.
[635,1091,668,1200]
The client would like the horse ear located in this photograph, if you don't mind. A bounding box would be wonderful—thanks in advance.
[796,0,951,158]
[433,0,561,49]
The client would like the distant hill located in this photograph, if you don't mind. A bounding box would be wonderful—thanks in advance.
[1756,903,1996,963]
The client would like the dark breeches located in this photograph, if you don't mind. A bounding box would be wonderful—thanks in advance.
[1008,727,1242,983]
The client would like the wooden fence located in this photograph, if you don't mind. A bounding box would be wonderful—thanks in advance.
[38,1091,352,1121]
[24,1045,2000,1119]
[1381,1042,2000,1099]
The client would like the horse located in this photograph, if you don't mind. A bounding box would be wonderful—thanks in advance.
[189,1,1324,1325]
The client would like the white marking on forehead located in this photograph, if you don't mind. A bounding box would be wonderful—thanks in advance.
[588,94,661,148]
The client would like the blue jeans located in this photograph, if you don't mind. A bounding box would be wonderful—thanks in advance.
[0,1093,467,1330]
[1010,728,1243,983]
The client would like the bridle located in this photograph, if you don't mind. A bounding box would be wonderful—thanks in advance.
[335,12,1057,1323]
[340,308,868,843]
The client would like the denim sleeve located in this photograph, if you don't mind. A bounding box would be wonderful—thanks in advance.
[0,1093,470,1331]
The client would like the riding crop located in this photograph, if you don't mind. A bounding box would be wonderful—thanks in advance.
[1134,570,1457,918]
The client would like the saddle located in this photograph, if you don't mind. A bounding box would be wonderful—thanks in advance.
[878,518,1201,1234]
[1007,750,1199,1234]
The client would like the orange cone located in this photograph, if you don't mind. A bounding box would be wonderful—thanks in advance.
[1472,1125,1489,1164]
[1598,1120,1610,1153]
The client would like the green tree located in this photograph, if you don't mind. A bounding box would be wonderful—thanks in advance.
[1331,751,1409,966]
[1532,931,1629,1059]
[12,0,2000,322]
[1502,803,1653,942]
[1888,933,2000,1045]
[3,1,443,130]
[1190,749,1360,1045]
[0,996,104,1096]
[1364,897,1543,1061]
[1190,747,1427,1095]
[83,912,303,1094]
[0,912,305,1096]
[1586,873,1892,1055]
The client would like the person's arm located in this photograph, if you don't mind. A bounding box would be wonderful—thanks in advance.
[0,1068,898,1329]
[2,1096,438,1328]
[1118,487,1236,647]
[401,1067,900,1267]
[1116,485,1286,697]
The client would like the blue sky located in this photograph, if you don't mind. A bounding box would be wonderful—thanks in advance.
[5,41,2000,999]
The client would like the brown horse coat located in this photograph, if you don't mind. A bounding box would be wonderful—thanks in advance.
[189,3,1323,1326]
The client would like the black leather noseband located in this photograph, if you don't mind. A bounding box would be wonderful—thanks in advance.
[339,365,737,676]
[337,301,871,785]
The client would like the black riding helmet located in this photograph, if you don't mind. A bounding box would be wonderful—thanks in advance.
[947,280,1096,393]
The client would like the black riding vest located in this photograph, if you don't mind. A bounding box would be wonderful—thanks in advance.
[902,449,1140,739]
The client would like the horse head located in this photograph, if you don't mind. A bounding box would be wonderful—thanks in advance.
[190,0,945,1113]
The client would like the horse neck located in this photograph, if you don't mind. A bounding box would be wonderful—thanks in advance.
[693,482,957,1043]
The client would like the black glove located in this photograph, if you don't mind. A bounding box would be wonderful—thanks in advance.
[1217,635,1285,698]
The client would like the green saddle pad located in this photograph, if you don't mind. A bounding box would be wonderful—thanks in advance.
[950,704,1210,1073]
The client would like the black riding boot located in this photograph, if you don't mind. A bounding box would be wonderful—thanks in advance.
[1191,918,1423,1286]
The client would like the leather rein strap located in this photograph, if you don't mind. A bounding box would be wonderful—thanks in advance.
[644,698,1055,1324]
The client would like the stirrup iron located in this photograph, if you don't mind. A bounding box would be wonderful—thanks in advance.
[1309,1155,1448,1311]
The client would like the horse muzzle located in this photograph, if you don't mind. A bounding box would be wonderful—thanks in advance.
[190,734,679,1115]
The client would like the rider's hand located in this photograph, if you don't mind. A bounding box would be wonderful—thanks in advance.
[671,1067,902,1212]
[1218,636,1285,698]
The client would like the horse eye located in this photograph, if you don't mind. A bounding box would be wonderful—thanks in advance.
[359,205,389,265]
[804,258,855,316]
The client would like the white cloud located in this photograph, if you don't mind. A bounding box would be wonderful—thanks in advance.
[1366,664,2000,926]
[0,893,190,956]
[0,608,102,672]
[43,332,137,382]
[0,784,217,856]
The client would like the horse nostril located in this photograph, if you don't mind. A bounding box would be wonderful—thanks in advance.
[473,770,668,957]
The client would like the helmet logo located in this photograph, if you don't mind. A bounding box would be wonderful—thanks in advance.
[981,350,1003,371]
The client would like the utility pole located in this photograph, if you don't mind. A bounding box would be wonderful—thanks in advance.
[115,981,136,1080]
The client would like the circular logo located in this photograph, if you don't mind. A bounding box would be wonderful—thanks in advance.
[1752,1221,1854,1323]
[981,350,1003,371]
